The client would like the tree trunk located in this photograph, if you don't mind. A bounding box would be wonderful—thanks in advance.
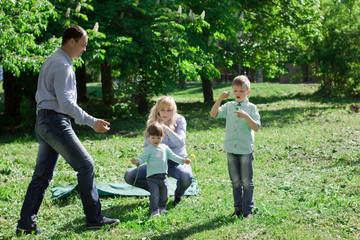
[133,92,148,114]
[3,71,21,117]
[76,62,88,103]
[302,64,309,83]
[179,79,185,88]
[257,66,263,83]
[101,59,113,104]
[132,77,148,114]
[201,76,214,102]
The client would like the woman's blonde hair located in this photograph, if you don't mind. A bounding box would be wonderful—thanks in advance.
[147,96,178,130]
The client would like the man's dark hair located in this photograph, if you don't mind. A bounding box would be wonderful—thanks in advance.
[62,25,86,45]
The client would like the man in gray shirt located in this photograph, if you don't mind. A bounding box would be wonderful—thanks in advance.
[16,25,119,235]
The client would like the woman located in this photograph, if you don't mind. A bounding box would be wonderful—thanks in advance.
[124,96,193,205]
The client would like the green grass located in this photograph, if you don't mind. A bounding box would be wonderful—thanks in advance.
[1,83,359,239]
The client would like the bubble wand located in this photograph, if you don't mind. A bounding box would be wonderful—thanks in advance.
[132,162,140,191]
[230,92,241,111]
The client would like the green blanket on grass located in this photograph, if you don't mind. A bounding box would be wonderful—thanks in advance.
[51,178,198,200]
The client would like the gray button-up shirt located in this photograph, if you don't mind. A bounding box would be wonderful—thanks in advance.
[35,49,97,128]
[216,99,261,154]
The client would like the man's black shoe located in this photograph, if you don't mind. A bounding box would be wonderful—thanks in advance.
[173,196,182,206]
[16,227,45,236]
[86,217,120,229]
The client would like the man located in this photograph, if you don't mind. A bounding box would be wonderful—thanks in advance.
[16,25,119,235]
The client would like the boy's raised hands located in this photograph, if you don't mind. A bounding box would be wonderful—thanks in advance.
[219,91,231,100]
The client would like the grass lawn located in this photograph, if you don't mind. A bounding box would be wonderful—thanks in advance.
[0,82,359,239]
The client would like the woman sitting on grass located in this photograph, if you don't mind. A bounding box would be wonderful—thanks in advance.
[124,96,193,205]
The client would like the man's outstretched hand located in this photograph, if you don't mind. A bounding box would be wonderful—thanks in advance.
[93,119,110,133]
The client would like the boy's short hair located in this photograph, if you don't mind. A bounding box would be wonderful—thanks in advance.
[233,75,250,90]
[145,122,164,137]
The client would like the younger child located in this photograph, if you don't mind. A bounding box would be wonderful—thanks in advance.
[210,75,261,219]
[131,122,191,217]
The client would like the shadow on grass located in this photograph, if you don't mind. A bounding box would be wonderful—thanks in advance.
[0,91,357,144]
[45,201,148,239]
[150,215,237,240]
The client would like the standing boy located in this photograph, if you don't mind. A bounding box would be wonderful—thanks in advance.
[210,75,261,219]
[16,25,119,235]
[131,122,191,217]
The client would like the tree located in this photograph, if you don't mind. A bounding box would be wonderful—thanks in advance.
[311,0,360,96]
[0,0,57,119]
[183,0,321,101]
[86,1,213,111]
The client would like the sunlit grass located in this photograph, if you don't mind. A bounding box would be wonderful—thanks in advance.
[1,82,359,239]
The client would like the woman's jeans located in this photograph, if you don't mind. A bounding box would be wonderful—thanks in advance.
[124,161,193,197]
[147,174,168,213]
[17,112,103,230]
[227,152,254,214]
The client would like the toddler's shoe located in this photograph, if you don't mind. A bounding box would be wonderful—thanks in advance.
[159,208,168,215]
[151,210,160,217]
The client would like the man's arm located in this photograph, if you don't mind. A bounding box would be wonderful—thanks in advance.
[93,119,110,133]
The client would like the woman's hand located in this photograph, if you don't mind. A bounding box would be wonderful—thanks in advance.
[160,122,174,136]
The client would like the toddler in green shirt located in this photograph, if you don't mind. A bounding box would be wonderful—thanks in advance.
[131,122,191,217]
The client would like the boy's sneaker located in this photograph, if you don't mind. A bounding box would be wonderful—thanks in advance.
[151,211,160,217]
[16,227,45,236]
[159,208,168,215]
[231,210,242,218]
[243,213,253,219]
[86,217,120,229]
[173,196,182,206]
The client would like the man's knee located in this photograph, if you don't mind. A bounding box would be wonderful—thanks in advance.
[77,161,95,177]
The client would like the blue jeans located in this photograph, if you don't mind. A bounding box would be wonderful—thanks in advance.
[124,161,193,197]
[17,112,103,230]
[147,174,168,213]
[227,152,254,214]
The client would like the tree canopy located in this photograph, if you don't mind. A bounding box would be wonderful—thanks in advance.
[0,0,58,75]
[1,0,359,125]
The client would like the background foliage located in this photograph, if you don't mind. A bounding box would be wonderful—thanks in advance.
[1,0,360,128]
